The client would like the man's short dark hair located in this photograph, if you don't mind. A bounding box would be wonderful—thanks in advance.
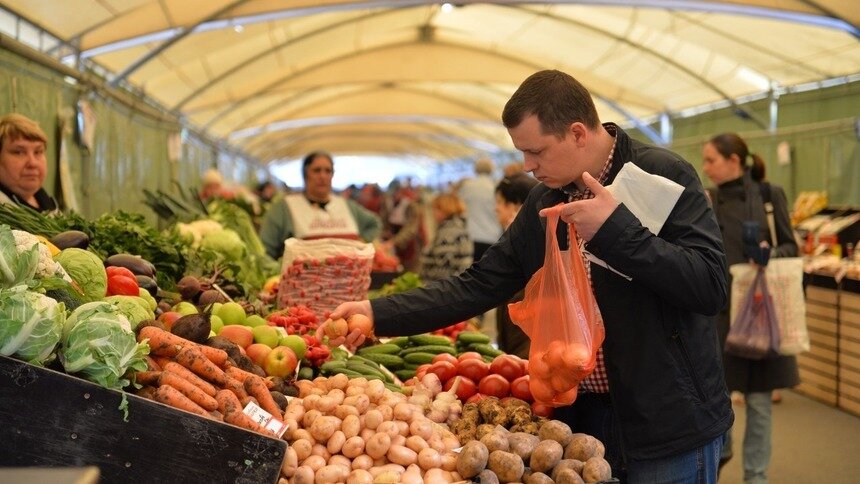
[502,70,600,138]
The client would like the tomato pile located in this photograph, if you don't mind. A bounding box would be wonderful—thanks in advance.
[430,321,470,341]
[266,304,320,335]
[412,353,551,416]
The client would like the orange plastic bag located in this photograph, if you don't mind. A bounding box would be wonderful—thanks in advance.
[508,204,605,407]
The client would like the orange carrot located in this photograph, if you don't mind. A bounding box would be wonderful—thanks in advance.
[153,356,173,369]
[145,356,162,371]
[215,389,242,415]
[153,384,210,418]
[175,345,228,386]
[159,371,219,411]
[225,366,274,389]
[162,362,217,397]
[135,371,162,386]
[244,376,283,421]
[216,390,269,435]
[138,326,228,366]
[223,376,248,401]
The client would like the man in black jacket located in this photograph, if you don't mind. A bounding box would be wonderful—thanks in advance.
[331,70,732,483]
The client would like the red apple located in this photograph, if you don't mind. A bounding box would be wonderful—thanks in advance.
[219,325,254,349]
[264,346,298,378]
[245,343,273,367]
[157,311,182,332]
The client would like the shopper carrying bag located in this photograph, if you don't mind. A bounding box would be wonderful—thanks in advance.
[703,132,800,483]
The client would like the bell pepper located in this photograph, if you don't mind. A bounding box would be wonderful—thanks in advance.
[107,274,140,296]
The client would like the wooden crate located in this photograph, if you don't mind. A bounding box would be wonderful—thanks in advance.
[0,355,286,484]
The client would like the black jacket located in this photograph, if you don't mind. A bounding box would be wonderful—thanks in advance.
[372,126,733,460]
[709,174,800,392]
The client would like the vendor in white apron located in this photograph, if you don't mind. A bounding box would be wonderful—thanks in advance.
[260,151,383,259]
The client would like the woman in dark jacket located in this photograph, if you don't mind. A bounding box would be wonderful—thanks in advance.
[703,133,800,484]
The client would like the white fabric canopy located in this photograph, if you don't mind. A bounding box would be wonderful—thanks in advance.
[6,0,859,162]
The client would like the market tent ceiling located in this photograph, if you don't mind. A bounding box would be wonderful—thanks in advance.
[5,0,860,164]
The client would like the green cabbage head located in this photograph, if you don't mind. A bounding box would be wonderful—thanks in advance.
[59,301,149,390]
[54,248,107,302]
[0,286,65,365]
[0,224,39,288]
[199,228,246,261]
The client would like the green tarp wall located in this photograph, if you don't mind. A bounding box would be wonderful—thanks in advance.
[0,46,260,226]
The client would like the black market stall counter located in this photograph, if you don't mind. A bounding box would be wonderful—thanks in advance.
[798,271,860,417]
[0,355,286,483]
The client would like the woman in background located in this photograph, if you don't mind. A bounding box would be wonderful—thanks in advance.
[703,133,799,484]
[420,192,472,282]
[0,114,57,212]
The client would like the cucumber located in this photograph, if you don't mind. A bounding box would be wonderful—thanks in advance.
[408,334,453,346]
[348,355,383,369]
[359,353,405,370]
[470,343,504,358]
[456,331,492,345]
[388,336,410,348]
[320,360,347,374]
[399,345,456,356]
[403,362,422,370]
[328,367,365,378]
[395,369,416,381]
[357,343,402,355]
[403,352,436,364]
[347,361,392,382]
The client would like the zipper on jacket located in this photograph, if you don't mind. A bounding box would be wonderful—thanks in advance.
[671,330,707,401]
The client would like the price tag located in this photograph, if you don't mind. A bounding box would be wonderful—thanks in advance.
[243,401,288,438]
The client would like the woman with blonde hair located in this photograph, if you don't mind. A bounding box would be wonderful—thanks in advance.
[419,192,473,282]
[0,113,57,212]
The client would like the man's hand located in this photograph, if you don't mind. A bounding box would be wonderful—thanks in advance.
[540,172,618,241]
[320,300,374,351]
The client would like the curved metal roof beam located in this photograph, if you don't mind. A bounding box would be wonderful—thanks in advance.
[204,40,661,134]
[505,4,769,131]
[75,0,858,60]
[172,9,399,111]
[107,0,246,88]
[229,83,501,135]
[262,131,470,161]
[255,129,500,161]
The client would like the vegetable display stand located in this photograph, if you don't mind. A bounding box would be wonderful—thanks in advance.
[0,355,286,483]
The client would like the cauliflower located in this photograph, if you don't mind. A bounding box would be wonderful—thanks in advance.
[12,230,71,281]
[175,219,224,247]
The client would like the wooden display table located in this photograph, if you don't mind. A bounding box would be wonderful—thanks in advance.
[0,355,286,483]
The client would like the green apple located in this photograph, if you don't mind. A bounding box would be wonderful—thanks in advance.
[278,334,307,361]
[172,301,198,316]
[244,314,267,328]
[211,302,223,315]
[252,325,280,348]
[214,301,246,325]
[209,314,224,335]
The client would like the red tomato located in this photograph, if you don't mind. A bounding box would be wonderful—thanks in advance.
[466,393,486,404]
[415,364,432,380]
[531,401,555,418]
[510,375,533,402]
[432,353,459,366]
[457,351,483,363]
[478,374,511,398]
[429,361,457,383]
[490,355,525,382]
[458,358,490,383]
[443,376,477,401]
[106,266,136,280]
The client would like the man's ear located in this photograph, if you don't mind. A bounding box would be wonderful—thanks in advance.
[567,122,588,145]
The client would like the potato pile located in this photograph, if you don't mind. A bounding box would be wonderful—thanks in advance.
[450,396,548,443]
[279,374,464,483]
[455,419,612,483]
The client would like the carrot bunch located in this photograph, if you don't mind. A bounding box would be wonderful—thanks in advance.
[135,326,283,436]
